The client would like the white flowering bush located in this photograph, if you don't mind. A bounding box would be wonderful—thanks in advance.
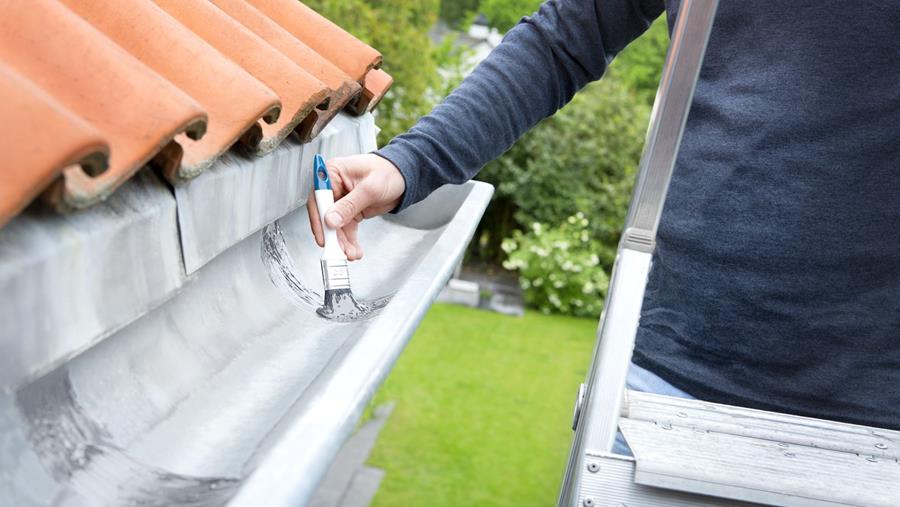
[501,213,610,318]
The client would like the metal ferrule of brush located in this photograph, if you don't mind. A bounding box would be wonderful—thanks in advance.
[321,258,351,291]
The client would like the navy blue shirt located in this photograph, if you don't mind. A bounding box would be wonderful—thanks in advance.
[377,0,900,429]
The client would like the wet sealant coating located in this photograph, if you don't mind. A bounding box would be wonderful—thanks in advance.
[317,288,390,322]
[261,221,391,322]
[16,368,238,507]
[1,182,489,507]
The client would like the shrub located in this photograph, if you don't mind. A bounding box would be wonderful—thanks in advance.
[474,76,649,269]
[501,214,609,318]
[479,0,542,32]
[439,0,482,28]
[607,17,669,105]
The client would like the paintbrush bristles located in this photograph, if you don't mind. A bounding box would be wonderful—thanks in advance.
[318,288,370,321]
[318,258,369,321]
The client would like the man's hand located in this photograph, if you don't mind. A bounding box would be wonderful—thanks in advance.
[307,154,405,261]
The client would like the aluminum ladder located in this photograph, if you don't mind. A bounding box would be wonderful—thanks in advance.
[557,1,900,506]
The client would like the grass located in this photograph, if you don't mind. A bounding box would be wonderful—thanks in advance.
[367,303,598,507]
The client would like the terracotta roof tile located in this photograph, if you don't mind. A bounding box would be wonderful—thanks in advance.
[210,0,362,141]
[0,0,392,226]
[245,0,383,83]
[60,0,283,182]
[348,69,395,116]
[151,0,329,154]
[0,0,207,212]
[0,65,109,228]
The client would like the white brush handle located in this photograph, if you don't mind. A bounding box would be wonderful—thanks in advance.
[314,189,347,261]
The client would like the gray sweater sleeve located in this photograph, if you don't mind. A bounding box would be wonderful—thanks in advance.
[376,0,665,210]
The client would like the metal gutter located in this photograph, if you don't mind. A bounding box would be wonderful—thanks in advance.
[0,113,375,392]
[0,171,185,390]
[1,112,494,506]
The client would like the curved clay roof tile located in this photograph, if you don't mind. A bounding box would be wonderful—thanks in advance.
[245,0,383,83]
[0,65,109,228]
[152,0,330,154]
[209,0,362,142]
[348,69,394,116]
[0,0,207,212]
[60,0,283,182]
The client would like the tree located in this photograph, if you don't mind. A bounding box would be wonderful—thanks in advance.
[607,17,669,104]
[438,0,668,102]
[439,0,482,28]
[473,76,650,269]
[304,0,465,143]
[479,0,541,32]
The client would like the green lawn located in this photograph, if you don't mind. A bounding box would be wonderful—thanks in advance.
[367,303,598,507]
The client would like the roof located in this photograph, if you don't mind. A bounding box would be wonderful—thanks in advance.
[0,0,393,228]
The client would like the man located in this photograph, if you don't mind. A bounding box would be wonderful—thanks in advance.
[307,0,900,437]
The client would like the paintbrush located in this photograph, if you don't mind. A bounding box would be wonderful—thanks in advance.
[312,154,369,321]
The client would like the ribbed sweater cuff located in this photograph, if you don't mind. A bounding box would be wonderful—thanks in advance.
[374,144,420,212]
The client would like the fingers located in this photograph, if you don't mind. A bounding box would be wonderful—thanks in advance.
[336,224,363,261]
[306,193,324,247]
[344,220,363,260]
[322,154,405,228]
[325,180,376,229]
[307,158,353,248]
[310,153,403,258]
[336,227,349,257]
[327,161,346,199]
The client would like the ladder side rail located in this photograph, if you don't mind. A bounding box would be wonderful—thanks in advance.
[622,0,719,252]
[558,1,719,506]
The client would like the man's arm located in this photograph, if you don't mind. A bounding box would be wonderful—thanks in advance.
[309,0,664,259]
[378,0,665,210]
